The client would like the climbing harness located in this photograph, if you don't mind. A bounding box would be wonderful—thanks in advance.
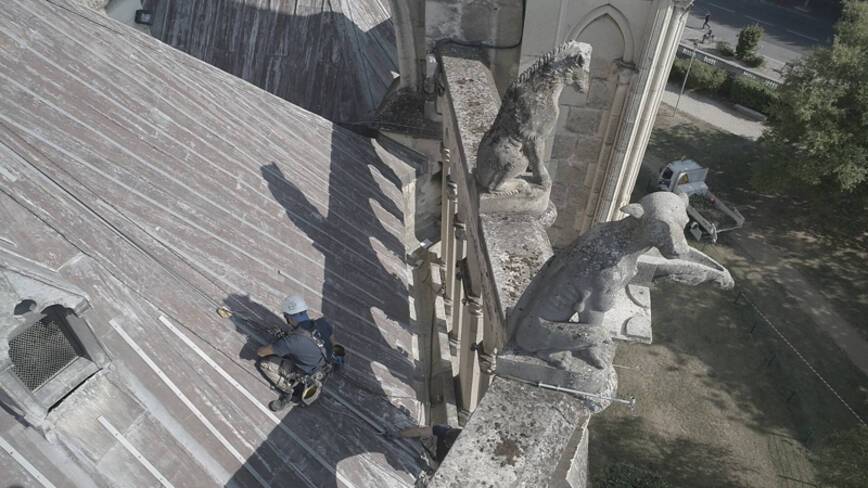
[219,306,344,408]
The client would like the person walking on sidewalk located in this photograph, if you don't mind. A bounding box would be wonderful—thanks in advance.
[702,12,711,30]
[702,28,715,44]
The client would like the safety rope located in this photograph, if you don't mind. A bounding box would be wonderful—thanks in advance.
[735,290,867,427]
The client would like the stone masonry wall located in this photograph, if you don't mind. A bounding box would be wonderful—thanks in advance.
[518,1,687,247]
[425,0,524,92]
[432,45,592,488]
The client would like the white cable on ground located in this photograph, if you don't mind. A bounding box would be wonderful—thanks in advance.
[737,291,867,427]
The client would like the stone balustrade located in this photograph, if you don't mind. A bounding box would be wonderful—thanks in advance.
[430,44,593,488]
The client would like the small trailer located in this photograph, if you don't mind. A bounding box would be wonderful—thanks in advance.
[655,159,745,243]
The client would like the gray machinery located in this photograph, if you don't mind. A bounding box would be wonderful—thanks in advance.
[655,159,745,243]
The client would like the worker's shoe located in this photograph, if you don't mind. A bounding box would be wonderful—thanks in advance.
[268,394,297,412]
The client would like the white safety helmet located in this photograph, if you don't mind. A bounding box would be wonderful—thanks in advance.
[281,294,308,316]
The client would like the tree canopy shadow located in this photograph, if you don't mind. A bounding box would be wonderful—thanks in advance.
[217,113,429,486]
[590,415,756,488]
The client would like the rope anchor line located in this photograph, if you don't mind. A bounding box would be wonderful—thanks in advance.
[735,288,867,427]
[496,372,637,409]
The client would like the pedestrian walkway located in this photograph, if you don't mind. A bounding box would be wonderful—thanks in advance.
[659,82,765,140]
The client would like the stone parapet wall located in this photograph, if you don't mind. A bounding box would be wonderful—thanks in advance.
[430,377,591,487]
[433,44,592,488]
[437,46,504,341]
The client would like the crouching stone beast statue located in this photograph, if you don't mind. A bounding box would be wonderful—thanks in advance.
[509,192,734,374]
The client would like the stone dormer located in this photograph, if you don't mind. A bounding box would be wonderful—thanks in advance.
[0,250,108,428]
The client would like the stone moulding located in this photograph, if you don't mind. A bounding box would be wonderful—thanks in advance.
[478,179,557,218]
[430,376,592,487]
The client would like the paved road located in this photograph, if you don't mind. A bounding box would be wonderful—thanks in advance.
[683,0,835,74]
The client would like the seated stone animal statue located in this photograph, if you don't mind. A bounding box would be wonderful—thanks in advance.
[475,41,590,194]
[510,191,733,370]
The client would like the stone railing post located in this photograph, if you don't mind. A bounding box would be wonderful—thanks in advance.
[449,221,467,347]
[441,159,459,321]
[458,295,485,412]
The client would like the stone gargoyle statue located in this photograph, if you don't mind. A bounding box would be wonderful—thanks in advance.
[475,41,590,200]
[510,192,734,372]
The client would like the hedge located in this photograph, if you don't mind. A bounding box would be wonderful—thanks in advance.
[728,75,779,114]
[742,52,765,67]
[716,41,735,57]
[669,58,728,93]
[668,58,779,115]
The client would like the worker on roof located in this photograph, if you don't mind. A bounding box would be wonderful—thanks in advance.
[256,294,337,411]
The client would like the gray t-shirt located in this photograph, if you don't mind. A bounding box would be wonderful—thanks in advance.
[271,319,333,374]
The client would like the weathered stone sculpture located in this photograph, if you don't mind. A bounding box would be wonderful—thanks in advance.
[503,192,733,408]
[475,41,590,214]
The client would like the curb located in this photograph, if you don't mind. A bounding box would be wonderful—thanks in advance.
[734,104,768,121]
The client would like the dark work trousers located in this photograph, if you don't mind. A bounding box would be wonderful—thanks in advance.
[257,356,301,396]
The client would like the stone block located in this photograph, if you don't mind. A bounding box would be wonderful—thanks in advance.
[495,348,617,412]
[559,84,589,107]
[556,107,571,133]
[479,214,553,331]
[551,133,578,160]
[550,181,568,208]
[552,202,577,231]
[430,377,592,488]
[426,1,462,41]
[566,107,604,136]
[568,134,602,166]
[461,3,495,42]
[545,158,560,181]
[564,425,590,487]
[437,46,500,170]
[588,77,613,109]
[554,165,586,200]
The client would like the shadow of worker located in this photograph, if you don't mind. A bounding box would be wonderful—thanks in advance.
[223,137,426,486]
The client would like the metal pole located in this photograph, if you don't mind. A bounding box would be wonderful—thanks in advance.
[535,380,637,408]
[673,41,698,117]
[496,373,636,408]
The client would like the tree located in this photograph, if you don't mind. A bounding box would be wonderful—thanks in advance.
[736,24,764,58]
[812,426,868,488]
[755,1,868,195]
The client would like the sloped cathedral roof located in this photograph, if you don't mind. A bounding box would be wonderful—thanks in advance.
[149,0,398,123]
[0,0,423,486]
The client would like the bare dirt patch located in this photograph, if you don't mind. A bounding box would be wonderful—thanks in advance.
[590,109,868,487]
[591,283,817,487]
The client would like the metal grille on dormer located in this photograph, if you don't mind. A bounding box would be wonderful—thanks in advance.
[9,314,81,391]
